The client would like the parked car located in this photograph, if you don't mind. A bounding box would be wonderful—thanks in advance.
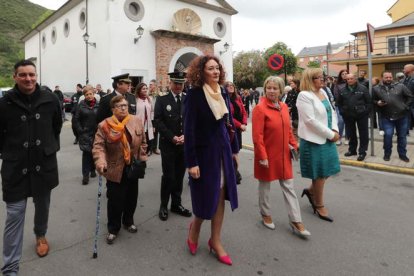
[0,87,12,97]
[63,92,75,112]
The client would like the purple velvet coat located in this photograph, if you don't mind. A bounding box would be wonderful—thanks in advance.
[184,86,239,219]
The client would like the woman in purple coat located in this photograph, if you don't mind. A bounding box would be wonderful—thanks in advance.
[184,55,239,266]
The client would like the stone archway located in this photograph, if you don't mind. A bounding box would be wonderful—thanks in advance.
[173,52,198,72]
[169,47,203,73]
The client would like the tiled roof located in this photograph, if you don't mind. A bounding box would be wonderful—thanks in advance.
[297,43,347,57]
[352,12,414,35]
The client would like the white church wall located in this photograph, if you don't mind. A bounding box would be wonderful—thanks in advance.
[24,0,235,91]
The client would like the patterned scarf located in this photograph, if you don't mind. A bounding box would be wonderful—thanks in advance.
[103,114,132,165]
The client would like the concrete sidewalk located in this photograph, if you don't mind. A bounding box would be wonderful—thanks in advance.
[241,114,414,176]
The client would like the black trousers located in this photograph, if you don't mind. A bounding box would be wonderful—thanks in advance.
[151,130,159,151]
[160,146,185,208]
[344,115,369,155]
[106,170,139,234]
[81,151,95,177]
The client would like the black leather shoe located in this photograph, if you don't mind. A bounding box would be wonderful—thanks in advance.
[73,138,78,145]
[383,155,390,161]
[357,153,366,161]
[344,151,357,157]
[90,171,97,178]
[171,205,192,217]
[159,206,168,221]
[314,206,334,222]
[399,155,410,163]
[82,176,89,185]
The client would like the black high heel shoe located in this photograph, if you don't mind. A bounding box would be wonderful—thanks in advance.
[314,205,334,222]
[301,189,315,209]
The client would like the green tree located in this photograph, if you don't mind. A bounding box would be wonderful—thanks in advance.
[31,10,53,28]
[262,42,298,76]
[307,60,321,68]
[233,50,268,89]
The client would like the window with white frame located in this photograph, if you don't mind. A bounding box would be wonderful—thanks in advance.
[388,34,414,54]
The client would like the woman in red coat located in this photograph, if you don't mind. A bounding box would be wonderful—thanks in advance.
[225,81,247,184]
[252,76,310,238]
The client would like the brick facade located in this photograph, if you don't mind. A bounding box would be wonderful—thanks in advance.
[154,36,214,88]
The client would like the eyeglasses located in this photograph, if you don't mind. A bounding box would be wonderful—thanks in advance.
[16,73,36,78]
[114,104,128,109]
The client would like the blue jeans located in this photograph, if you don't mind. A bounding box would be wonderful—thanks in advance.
[336,108,345,138]
[2,192,51,275]
[381,116,408,157]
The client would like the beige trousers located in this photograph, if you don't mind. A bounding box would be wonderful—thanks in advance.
[258,179,302,222]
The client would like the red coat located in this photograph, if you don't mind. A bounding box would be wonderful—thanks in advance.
[252,97,298,181]
[229,95,247,129]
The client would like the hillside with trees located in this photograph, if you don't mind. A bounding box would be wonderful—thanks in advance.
[0,0,51,86]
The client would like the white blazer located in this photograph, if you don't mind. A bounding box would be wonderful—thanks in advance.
[296,89,338,144]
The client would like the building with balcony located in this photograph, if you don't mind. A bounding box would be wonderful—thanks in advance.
[330,0,414,78]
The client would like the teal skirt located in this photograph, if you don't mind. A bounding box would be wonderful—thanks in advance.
[299,138,340,179]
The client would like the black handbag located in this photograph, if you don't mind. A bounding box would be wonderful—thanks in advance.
[125,157,146,180]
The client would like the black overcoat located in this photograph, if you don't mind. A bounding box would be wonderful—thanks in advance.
[0,84,62,202]
[96,91,136,123]
[73,100,99,152]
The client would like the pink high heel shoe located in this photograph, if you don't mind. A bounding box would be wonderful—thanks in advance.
[208,239,232,266]
[187,222,198,255]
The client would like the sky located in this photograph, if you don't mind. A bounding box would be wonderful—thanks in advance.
[29,0,397,54]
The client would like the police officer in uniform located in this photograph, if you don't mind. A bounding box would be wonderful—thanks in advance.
[154,71,192,221]
[96,73,136,123]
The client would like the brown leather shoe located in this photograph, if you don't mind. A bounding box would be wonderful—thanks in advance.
[36,236,49,257]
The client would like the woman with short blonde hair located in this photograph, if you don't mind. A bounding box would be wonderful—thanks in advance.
[252,76,310,237]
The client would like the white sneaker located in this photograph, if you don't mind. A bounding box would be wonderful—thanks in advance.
[344,139,349,145]
[379,130,385,136]
[336,138,342,146]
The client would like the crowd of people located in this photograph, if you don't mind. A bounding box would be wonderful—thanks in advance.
[0,57,413,274]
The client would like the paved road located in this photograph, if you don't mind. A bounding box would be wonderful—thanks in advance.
[0,123,413,275]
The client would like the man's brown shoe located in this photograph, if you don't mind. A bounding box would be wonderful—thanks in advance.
[36,237,49,257]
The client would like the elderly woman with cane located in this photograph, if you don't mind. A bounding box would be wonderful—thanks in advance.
[93,95,147,244]
[184,55,239,266]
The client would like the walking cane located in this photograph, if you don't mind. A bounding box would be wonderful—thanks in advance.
[92,175,103,258]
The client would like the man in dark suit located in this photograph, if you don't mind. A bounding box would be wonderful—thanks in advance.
[96,73,136,123]
[154,71,192,221]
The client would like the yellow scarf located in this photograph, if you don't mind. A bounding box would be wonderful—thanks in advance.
[105,114,132,165]
[203,83,228,120]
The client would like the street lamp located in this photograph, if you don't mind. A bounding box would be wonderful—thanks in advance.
[134,25,144,44]
[82,33,96,84]
[219,42,230,55]
[326,42,331,76]
[83,33,96,47]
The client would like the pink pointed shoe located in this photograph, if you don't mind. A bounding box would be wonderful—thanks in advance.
[187,222,198,255]
[208,239,232,266]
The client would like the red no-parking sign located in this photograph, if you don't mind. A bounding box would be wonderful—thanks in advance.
[267,54,284,71]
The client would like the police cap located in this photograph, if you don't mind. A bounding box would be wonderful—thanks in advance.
[168,71,186,83]
[112,73,132,83]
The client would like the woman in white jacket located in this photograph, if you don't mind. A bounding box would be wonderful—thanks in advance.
[296,68,340,222]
